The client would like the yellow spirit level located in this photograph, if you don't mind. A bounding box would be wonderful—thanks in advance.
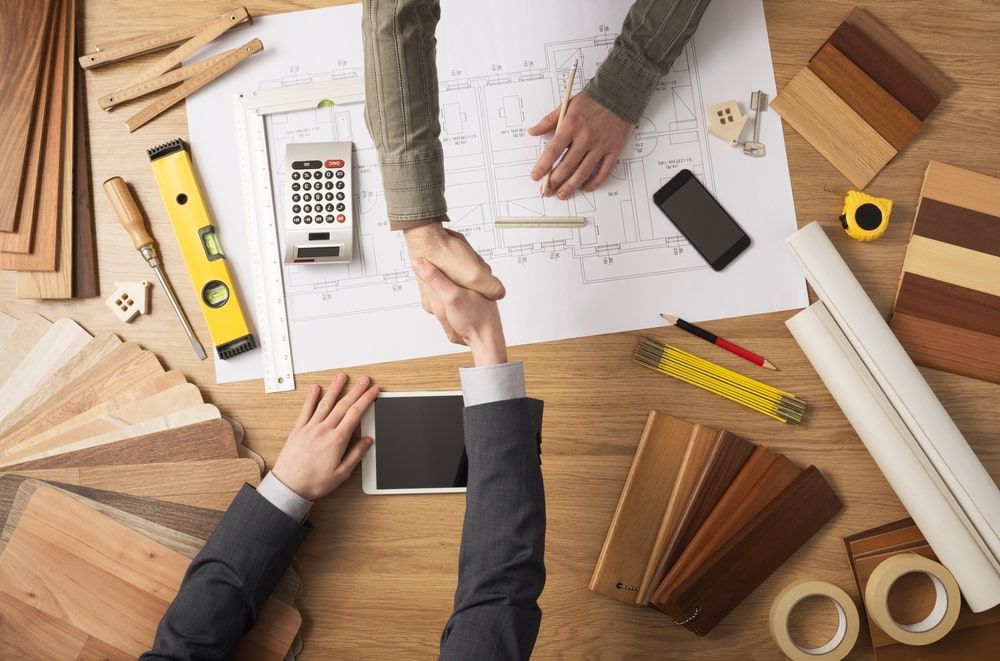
[148,139,256,359]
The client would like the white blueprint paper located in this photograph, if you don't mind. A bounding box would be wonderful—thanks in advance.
[185,0,807,384]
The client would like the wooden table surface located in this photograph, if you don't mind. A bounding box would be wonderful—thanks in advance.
[2,1,999,658]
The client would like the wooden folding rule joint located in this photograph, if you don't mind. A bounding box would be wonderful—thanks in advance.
[82,7,262,132]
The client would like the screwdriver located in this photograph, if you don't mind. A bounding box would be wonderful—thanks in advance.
[103,176,208,360]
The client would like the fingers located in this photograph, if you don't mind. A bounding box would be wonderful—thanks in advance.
[528,106,560,136]
[293,384,322,430]
[336,385,381,436]
[332,436,373,481]
[412,257,461,301]
[327,376,372,428]
[582,153,619,192]
[310,373,347,425]
[531,130,572,181]
[468,268,506,301]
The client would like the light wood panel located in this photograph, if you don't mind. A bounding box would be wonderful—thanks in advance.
[0,318,91,419]
[0,312,52,384]
[919,160,1000,218]
[1,1,999,659]
[0,312,16,346]
[901,235,1000,297]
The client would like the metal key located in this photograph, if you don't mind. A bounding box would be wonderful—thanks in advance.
[743,90,767,157]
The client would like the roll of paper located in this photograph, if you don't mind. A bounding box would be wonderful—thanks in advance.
[785,222,1000,612]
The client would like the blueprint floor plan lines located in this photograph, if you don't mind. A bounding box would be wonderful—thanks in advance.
[186,0,807,383]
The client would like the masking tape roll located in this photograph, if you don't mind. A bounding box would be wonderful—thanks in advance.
[864,553,961,646]
[770,580,860,660]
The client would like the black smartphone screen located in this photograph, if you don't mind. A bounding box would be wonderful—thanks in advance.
[653,170,750,270]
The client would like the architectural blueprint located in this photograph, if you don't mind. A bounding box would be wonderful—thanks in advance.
[185,0,807,384]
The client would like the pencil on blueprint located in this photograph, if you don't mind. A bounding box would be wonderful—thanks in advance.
[661,314,777,370]
[540,57,579,196]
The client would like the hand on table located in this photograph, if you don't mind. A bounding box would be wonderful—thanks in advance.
[529,92,634,199]
[271,374,380,501]
[405,223,505,343]
[412,257,508,367]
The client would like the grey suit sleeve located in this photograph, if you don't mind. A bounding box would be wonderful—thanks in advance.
[142,484,310,660]
[440,398,546,661]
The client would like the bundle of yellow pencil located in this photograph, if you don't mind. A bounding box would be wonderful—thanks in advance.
[633,336,806,424]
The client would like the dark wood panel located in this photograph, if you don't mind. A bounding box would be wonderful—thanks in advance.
[827,21,939,120]
[808,42,921,151]
[72,61,99,298]
[890,312,1000,384]
[894,272,1000,337]
[913,197,1000,258]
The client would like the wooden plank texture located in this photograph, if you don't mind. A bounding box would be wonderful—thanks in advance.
[889,312,1000,384]
[912,197,1000,257]
[894,272,1000,337]
[0,0,55,232]
[919,161,1000,221]
[901,235,1000,297]
[770,67,896,189]
[827,21,940,120]
[0,486,299,657]
[0,318,91,419]
[72,63,99,298]
[0,312,52,384]
[808,42,921,151]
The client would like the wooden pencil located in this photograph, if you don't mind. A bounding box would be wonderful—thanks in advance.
[540,57,578,196]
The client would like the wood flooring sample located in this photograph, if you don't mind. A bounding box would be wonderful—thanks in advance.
[771,67,896,189]
[589,411,693,604]
[0,313,52,384]
[0,486,300,657]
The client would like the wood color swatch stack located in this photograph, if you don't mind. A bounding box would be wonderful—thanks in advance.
[770,7,952,189]
[844,519,1000,660]
[0,312,302,658]
[0,0,98,299]
[589,411,841,636]
[890,161,1000,384]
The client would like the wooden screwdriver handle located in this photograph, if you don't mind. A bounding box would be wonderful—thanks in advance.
[103,176,154,250]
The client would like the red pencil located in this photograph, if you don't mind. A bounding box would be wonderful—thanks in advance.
[660,314,777,370]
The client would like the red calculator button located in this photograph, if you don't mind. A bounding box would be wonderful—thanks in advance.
[337,214,346,223]
[325,159,345,169]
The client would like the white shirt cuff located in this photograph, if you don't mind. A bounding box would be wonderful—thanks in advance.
[460,361,526,406]
[257,472,313,523]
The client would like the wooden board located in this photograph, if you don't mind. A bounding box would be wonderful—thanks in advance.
[6,458,262,509]
[588,411,691,603]
[15,0,76,297]
[0,312,52,384]
[0,0,56,232]
[0,312,16,347]
[0,404,223,468]
[843,6,953,99]
[2,419,238,472]
[901,235,1000,297]
[889,313,1000,384]
[827,20,939,120]
[72,62,99,298]
[894,273,1000,337]
[912,198,1000,257]
[808,42,921,151]
[770,67,896,189]
[918,161,1000,218]
[0,318,91,419]
[0,486,300,657]
[0,0,69,272]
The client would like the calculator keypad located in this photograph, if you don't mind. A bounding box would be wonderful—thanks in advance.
[286,149,351,226]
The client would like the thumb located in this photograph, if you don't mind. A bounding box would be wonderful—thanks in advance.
[412,257,459,298]
[528,106,560,136]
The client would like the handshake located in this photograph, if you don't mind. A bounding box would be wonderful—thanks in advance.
[405,222,508,368]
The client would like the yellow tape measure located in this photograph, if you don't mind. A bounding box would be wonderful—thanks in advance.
[825,186,892,241]
[148,139,256,360]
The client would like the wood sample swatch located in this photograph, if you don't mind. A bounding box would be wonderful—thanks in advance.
[771,67,896,189]
[15,0,76,297]
[842,7,953,99]
[808,42,921,151]
[0,313,16,347]
[827,21,939,120]
[651,466,843,636]
[72,45,99,298]
[890,161,1000,383]
[0,318,91,419]
[7,458,261,510]
[0,486,300,657]
[844,519,1000,660]
[2,419,239,472]
[589,411,691,603]
[0,312,52,384]
[0,0,56,232]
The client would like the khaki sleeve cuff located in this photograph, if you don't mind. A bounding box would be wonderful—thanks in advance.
[583,51,658,125]
[379,156,449,223]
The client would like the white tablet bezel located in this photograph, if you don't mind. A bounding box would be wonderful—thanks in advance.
[361,390,467,495]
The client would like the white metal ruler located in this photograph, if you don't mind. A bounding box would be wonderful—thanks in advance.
[494,216,587,228]
[234,79,365,393]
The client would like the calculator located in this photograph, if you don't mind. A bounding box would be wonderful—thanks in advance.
[281,141,354,264]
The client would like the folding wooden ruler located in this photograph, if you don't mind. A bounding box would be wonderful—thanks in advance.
[79,7,262,132]
[233,79,366,393]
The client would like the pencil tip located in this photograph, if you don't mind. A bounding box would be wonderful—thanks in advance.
[660,314,678,325]
[763,360,778,370]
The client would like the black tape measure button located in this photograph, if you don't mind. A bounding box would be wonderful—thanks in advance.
[855,203,883,231]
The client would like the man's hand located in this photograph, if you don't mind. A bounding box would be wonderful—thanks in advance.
[405,223,505,342]
[529,92,634,199]
[412,257,508,367]
[271,374,379,501]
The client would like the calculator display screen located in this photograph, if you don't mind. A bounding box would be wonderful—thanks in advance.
[296,246,341,258]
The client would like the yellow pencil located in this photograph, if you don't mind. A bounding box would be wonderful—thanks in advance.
[540,57,579,196]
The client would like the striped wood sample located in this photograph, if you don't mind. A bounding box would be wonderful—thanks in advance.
[890,161,1000,383]
[770,68,896,189]
[0,486,300,658]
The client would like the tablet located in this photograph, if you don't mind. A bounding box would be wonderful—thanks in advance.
[361,391,467,495]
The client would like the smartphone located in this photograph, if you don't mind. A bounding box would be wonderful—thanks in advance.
[652,169,751,271]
